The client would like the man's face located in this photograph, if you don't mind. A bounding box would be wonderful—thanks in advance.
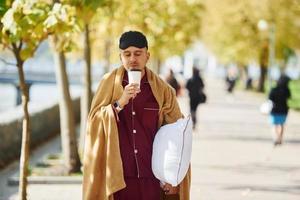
[120,46,149,71]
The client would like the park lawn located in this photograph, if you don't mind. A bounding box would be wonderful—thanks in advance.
[289,80,300,110]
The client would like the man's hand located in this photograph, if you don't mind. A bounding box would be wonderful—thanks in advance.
[162,183,179,195]
[118,83,141,107]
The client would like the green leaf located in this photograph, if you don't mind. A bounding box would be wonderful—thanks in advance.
[20,46,34,60]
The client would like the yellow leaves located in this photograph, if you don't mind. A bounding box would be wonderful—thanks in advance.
[174,31,185,41]
[51,35,78,52]
[1,9,17,34]
[20,46,34,60]
[0,0,81,61]
[203,0,259,64]
[44,3,78,32]
[202,0,300,65]
[43,2,82,52]
[1,0,204,62]
[1,0,49,38]
[91,0,203,61]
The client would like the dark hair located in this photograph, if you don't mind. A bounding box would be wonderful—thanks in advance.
[192,67,199,77]
[119,31,148,50]
[277,75,290,88]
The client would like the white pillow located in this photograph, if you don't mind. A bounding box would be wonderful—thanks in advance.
[152,115,193,187]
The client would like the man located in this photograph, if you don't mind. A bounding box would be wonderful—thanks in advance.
[83,31,191,200]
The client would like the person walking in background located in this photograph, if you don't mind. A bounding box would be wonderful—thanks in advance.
[269,75,291,146]
[83,31,191,200]
[186,67,205,129]
[165,69,181,96]
[225,65,238,93]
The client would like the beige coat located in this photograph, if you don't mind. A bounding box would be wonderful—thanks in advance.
[83,66,191,200]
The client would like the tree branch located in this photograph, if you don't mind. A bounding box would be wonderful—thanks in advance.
[18,41,23,52]
[0,57,16,66]
[11,43,23,68]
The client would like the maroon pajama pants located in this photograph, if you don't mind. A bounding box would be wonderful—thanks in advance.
[113,177,179,200]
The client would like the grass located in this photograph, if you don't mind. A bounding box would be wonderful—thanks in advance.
[47,154,61,160]
[70,171,83,176]
[289,80,300,110]
[30,153,83,176]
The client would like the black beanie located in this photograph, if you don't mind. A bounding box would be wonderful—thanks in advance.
[119,31,148,50]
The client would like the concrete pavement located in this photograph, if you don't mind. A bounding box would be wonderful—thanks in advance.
[1,76,300,200]
[186,77,300,200]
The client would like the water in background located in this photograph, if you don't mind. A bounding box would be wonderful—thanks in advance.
[0,41,104,113]
[0,84,82,113]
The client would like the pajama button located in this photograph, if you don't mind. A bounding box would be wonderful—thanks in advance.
[134,149,138,154]
[133,129,136,133]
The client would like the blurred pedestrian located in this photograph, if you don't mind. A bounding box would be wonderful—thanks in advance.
[186,67,205,129]
[269,75,291,146]
[165,69,181,96]
[245,77,253,90]
[244,66,253,90]
[225,66,238,93]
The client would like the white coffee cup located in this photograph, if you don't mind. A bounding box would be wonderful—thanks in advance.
[128,69,141,89]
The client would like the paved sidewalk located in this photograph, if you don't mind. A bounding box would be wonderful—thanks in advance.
[187,77,300,200]
[1,76,300,200]
[0,136,62,200]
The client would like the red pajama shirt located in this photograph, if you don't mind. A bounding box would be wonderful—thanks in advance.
[113,71,161,200]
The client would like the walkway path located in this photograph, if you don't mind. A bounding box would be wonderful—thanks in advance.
[187,76,300,200]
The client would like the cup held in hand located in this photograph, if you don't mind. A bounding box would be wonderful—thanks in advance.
[128,69,141,89]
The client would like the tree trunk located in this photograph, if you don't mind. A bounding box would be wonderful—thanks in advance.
[79,23,92,154]
[16,58,30,200]
[258,42,269,93]
[103,38,111,73]
[49,36,81,173]
[157,59,161,74]
[258,65,267,92]
[150,58,160,74]
[243,65,253,90]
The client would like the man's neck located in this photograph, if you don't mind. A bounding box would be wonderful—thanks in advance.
[141,68,146,78]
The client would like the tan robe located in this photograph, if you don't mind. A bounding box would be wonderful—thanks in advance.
[83,66,191,200]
